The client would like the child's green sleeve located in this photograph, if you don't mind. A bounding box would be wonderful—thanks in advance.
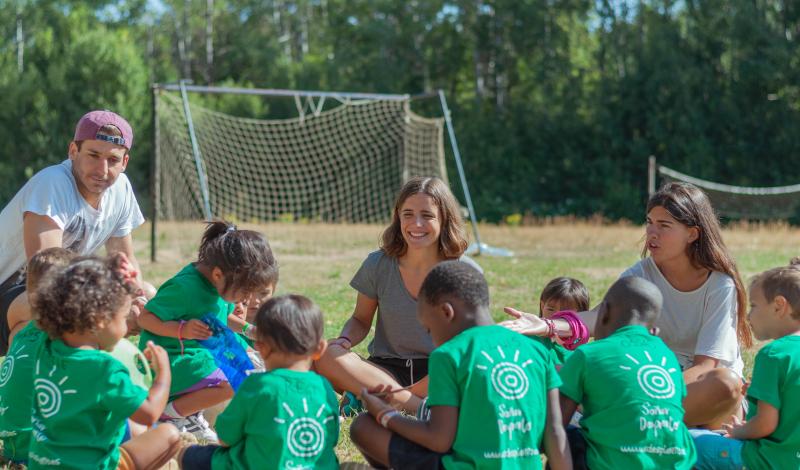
[747,346,782,410]
[215,385,250,446]
[427,351,460,407]
[557,350,585,403]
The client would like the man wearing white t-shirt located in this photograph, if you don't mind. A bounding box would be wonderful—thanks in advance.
[0,110,148,354]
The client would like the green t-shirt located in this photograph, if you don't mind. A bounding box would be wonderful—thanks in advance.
[559,325,696,469]
[741,335,800,469]
[140,263,245,394]
[427,325,560,469]
[211,369,340,470]
[530,337,572,368]
[27,338,147,470]
[0,322,46,461]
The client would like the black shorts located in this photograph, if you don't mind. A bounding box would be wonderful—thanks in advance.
[388,433,445,470]
[0,270,26,356]
[181,444,219,470]
[367,356,428,387]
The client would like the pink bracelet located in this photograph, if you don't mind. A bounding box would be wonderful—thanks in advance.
[551,311,589,350]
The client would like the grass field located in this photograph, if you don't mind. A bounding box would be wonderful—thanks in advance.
[135,220,796,464]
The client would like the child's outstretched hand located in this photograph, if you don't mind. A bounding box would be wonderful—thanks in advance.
[143,341,170,376]
[500,307,548,336]
[721,415,745,438]
[183,319,212,340]
[360,386,394,417]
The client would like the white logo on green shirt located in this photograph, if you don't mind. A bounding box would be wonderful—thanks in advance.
[273,398,334,459]
[34,361,77,418]
[619,351,677,399]
[0,344,30,387]
[477,346,533,400]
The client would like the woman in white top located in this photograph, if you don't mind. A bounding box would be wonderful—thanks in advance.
[505,182,753,428]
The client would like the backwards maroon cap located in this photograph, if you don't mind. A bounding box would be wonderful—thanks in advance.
[73,110,134,150]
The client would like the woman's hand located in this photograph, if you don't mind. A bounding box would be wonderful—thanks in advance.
[499,307,548,336]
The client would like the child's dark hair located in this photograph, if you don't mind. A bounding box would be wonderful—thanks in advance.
[26,248,76,293]
[198,221,279,295]
[32,256,137,339]
[254,295,323,355]
[750,259,800,321]
[539,277,590,315]
[419,261,489,311]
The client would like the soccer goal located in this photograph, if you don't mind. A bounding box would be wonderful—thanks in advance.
[647,156,800,220]
[150,82,511,261]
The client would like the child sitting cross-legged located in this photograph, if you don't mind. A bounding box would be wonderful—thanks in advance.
[137,221,278,441]
[351,261,571,470]
[692,261,800,470]
[179,294,340,470]
[0,248,75,465]
[27,256,180,470]
[558,276,697,470]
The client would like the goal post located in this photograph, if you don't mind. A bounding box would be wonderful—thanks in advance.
[647,156,800,220]
[150,83,511,261]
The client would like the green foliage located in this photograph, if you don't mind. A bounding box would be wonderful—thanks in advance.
[2,1,800,222]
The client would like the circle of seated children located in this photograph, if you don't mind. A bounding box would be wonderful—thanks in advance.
[503,181,753,430]
[314,176,481,416]
[2,181,797,470]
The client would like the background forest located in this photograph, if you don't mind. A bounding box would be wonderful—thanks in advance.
[2,0,799,222]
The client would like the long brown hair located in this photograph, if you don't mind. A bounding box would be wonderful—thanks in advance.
[644,182,753,348]
[381,176,468,259]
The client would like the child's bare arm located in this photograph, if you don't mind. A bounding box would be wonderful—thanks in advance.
[137,309,211,340]
[388,406,459,452]
[361,388,458,452]
[130,342,172,425]
[559,394,579,428]
[226,313,254,338]
[544,389,572,470]
[724,400,779,440]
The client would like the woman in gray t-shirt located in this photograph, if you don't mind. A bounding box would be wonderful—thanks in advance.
[315,176,479,415]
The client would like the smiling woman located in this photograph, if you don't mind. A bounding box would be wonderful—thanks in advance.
[314,176,481,415]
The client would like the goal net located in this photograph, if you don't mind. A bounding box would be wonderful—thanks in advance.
[654,163,800,220]
[154,90,447,223]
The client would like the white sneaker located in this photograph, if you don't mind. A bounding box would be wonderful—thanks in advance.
[160,412,218,443]
[183,412,218,443]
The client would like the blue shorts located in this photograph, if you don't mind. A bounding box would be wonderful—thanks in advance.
[690,429,744,470]
[181,444,219,470]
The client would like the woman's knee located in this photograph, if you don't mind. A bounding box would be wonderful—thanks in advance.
[702,368,743,403]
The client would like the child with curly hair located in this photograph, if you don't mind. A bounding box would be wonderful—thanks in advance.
[27,256,180,470]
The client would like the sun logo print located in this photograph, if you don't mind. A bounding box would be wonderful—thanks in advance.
[477,346,534,400]
[0,344,29,388]
[619,351,677,400]
[34,360,77,419]
[274,398,335,459]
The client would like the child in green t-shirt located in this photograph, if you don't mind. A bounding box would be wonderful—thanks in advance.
[559,276,696,470]
[0,248,75,464]
[534,276,590,368]
[351,261,572,470]
[693,262,800,470]
[179,294,340,470]
[27,256,181,470]
[137,221,279,441]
